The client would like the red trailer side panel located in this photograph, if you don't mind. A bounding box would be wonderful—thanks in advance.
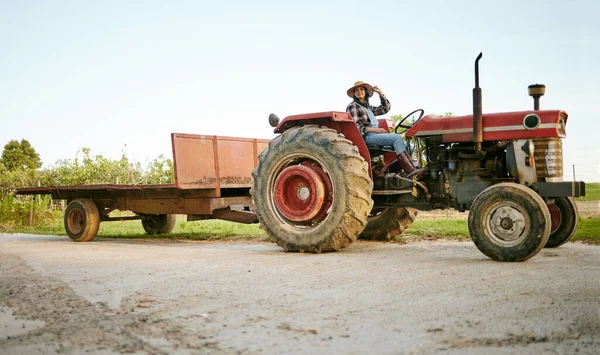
[171,133,270,193]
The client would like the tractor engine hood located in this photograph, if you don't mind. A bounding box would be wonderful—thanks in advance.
[404,110,568,143]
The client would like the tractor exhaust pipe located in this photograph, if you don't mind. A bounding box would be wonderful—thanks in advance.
[473,52,483,152]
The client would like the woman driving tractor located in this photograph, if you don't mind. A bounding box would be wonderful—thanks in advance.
[345,81,426,178]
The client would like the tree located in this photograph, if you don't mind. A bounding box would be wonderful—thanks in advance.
[145,154,174,184]
[0,139,42,171]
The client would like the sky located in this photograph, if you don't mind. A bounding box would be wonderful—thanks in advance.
[1,0,599,181]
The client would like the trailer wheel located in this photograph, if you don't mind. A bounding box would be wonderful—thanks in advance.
[468,183,550,262]
[141,214,177,235]
[251,125,373,253]
[64,199,100,242]
[544,197,579,248]
[359,207,417,241]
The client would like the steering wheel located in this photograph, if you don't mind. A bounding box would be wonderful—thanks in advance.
[394,109,425,134]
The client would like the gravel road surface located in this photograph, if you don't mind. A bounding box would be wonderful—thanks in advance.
[1,234,599,354]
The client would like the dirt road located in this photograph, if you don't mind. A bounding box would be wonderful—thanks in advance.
[0,234,599,354]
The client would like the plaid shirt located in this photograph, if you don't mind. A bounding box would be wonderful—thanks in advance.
[346,96,391,136]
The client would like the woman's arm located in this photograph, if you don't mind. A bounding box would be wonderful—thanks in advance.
[371,86,391,116]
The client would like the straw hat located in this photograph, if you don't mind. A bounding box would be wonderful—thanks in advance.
[347,81,374,98]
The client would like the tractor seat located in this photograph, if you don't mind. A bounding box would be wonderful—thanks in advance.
[366,144,396,154]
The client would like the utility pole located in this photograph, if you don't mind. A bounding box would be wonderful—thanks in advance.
[572,164,576,181]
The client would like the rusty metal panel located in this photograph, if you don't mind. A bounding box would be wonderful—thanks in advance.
[217,137,271,188]
[218,138,256,188]
[172,134,219,189]
[172,133,270,191]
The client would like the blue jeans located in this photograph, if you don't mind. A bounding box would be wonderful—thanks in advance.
[364,132,407,155]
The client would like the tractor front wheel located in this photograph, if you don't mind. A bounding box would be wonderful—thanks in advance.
[359,207,417,241]
[545,197,579,248]
[251,125,373,253]
[468,183,550,262]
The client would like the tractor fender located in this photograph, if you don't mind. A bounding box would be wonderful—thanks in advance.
[273,111,372,176]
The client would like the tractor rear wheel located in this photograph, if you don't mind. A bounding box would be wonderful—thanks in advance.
[251,125,373,253]
[468,183,550,262]
[141,214,177,235]
[544,197,579,248]
[359,207,417,241]
[64,199,100,242]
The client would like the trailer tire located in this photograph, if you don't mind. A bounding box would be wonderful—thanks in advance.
[64,199,100,242]
[251,125,373,253]
[359,207,417,241]
[468,183,550,262]
[545,197,579,248]
[141,214,177,235]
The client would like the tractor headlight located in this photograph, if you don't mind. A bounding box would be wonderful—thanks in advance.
[523,114,541,130]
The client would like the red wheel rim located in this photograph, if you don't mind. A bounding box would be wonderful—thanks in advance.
[300,162,333,222]
[547,203,561,233]
[274,165,326,222]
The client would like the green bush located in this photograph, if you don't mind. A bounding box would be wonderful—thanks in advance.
[0,195,61,227]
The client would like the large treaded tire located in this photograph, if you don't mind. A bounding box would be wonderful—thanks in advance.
[359,207,418,241]
[468,183,550,262]
[544,197,579,248]
[64,199,100,242]
[141,214,177,235]
[251,125,373,253]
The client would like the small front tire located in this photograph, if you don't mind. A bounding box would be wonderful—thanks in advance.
[468,183,550,262]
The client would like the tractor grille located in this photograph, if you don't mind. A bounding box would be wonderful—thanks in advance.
[533,138,563,178]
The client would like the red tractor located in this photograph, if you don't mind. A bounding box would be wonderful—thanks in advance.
[251,53,586,262]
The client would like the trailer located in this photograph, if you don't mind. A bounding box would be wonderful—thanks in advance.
[16,133,270,242]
